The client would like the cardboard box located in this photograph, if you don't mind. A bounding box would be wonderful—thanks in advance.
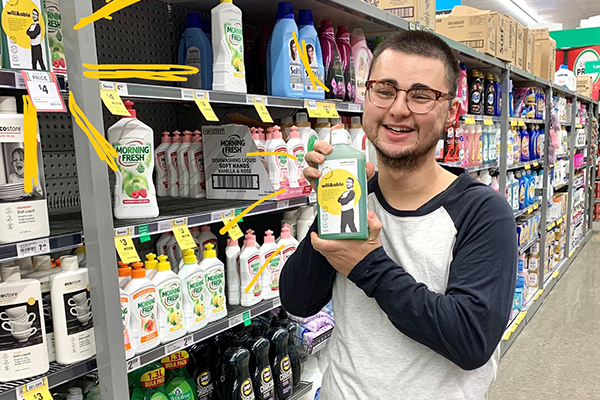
[533,37,556,80]
[524,28,534,73]
[576,75,593,97]
[434,6,496,56]
[531,28,550,40]
[515,22,525,69]
[495,13,517,63]
[362,0,436,30]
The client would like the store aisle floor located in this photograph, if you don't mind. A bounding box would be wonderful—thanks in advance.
[489,234,600,399]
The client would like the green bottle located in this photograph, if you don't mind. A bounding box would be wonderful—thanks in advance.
[161,350,198,400]
[317,124,369,240]
[130,362,171,400]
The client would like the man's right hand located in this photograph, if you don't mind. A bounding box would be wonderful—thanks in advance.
[304,140,376,191]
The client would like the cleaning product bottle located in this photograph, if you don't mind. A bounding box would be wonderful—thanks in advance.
[280,117,295,139]
[268,2,303,98]
[239,233,262,307]
[506,126,514,166]
[199,243,227,323]
[526,170,536,206]
[145,253,159,280]
[529,125,538,161]
[494,75,502,117]
[277,223,299,265]
[521,125,530,162]
[177,130,193,198]
[469,70,483,115]
[457,63,468,115]
[0,266,48,381]
[123,261,160,354]
[259,26,272,95]
[252,128,267,174]
[287,126,306,188]
[298,9,325,100]
[265,319,293,400]
[189,342,216,400]
[485,73,495,116]
[189,131,207,199]
[479,170,492,186]
[212,0,246,93]
[244,324,275,400]
[511,172,520,212]
[319,20,345,100]
[157,233,172,258]
[350,28,372,104]
[506,172,514,207]
[295,112,318,155]
[160,350,198,400]
[481,125,489,164]
[335,25,356,102]
[267,126,289,189]
[50,256,96,364]
[277,311,301,389]
[222,334,255,400]
[119,263,136,359]
[108,101,159,219]
[315,118,331,142]
[152,255,185,343]
[317,125,368,239]
[167,130,182,198]
[155,131,171,197]
[349,116,368,159]
[491,176,499,192]
[517,170,526,210]
[476,124,483,165]
[226,238,241,306]
[131,362,170,400]
[299,356,322,400]
[260,230,282,300]
[179,249,208,333]
[197,226,218,259]
[178,12,213,90]
[555,65,576,90]
[513,126,521,164]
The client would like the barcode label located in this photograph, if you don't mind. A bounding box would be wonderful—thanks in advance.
[26,378,45,392]
[212,174,259,189]
[386,6,415,18]
[277,200,290,209]
[460,39,485,49]
[229,313,244,328]
[181,90,194,100]
[273,298,281,307]
[165,335,193,355]
[158,220,173,232]
[116,83,128,96]
[17,238,50,258]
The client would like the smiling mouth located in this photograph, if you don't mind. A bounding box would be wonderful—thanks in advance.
[384,125,414,134]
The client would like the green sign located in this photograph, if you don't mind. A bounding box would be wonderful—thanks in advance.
[585,61,600,74]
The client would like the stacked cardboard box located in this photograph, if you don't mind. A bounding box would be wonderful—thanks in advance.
[523,28,535,73]
[435,6,497,57]
[532,29,556,80]
[361,0,436,30]
[576,75,593,97]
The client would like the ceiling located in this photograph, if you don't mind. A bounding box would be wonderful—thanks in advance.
[462,0,600,29]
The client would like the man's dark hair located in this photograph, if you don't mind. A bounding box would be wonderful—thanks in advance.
[347,177,354,183]
[369,30,461,96]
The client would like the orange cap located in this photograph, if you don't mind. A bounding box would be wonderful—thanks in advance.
[131,262,145,279]
[118,265,132,278]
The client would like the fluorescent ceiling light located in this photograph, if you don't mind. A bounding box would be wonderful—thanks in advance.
[500,0,543,25]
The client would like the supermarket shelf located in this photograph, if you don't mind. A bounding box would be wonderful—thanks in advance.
[290,382,313,400]
[0,359,97,400]
[507,159,542,171]
[513,200,541,219]
[575,145,587,150]
[518,236,538,254]
[126,298,282,372]
[524,289,545,323]
[0,69,67,91]
[559,121,571,126]
[575,165,586,171]
[460,114,500,122]
[546,215,566,231]
[439,161,500,172]
[509,117,545,124]
[554,182,569,191]
[552,83,578,99]
[509,65,551,86]
[595,198,600,203]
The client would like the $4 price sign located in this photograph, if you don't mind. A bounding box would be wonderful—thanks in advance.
[21,71,66,112]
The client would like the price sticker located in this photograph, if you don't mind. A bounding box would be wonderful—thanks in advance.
[127,356,141,372]
[22,71,66,112]
[527,206,533,214]
[172,219,197,251]
[518,120,526,127]
[569,249,575,258]
[17,377,53,400]
[484,119,494,126]
[17,238,50,258]
[229,313,244,328]
[557,217,564,225]
[510,120,517,127]
[347,103,362,112]
[524,163,531,170]
[194,91,219,121]
[223,216,243,241]
[502,330,512,341]
[304,100,340,118]
[115,228,140,264]
[533,289,544,301]
[548,222,556,230]
[250,96,273,123]
[99,82,130,116]
[273,297,281,307]
[309,191,317,203]
[277,200,290,210]
[165,335,193,355]
[464,118,476,125]
[533,203,539,210]
[552,270,560,279]
[533,161,539,167]
[158,220,173,232]
[243,311,251,327]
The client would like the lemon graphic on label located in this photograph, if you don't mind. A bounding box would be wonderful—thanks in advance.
[317,168,361,215]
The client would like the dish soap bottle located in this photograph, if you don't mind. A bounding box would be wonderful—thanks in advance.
[259,230,282,300]
[295,112,318,155]
[286,126,306,188]
[199,243,227,323]
[130,362,170,400]
[277,223,298,265]
[222,333,255,400]
[212,0,247,93]
[152,255,185,343]
[335,25,356,102]
[226,238,241,306]
[118,263,136,359]
[317,124,368,240]
[265,318,293,400]
[108,101,159,219]
[177,130,194,198]
[267,126,289,190]
[178,12,213,90]
[239,233,262,307]
[244,324,275,400]
[179,249,208,332]
[161,350,198,400]
[167,131,182,198]
[298,9,325,100]
[189,131,207,199]
[350,28,372,104]
[154,131,171,197]
[189,342,216,400]
[319,20,345,100]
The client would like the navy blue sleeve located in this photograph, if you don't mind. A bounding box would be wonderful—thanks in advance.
[279,219,336,317]
[348,192,517,370]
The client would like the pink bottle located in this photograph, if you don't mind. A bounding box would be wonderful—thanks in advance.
[318,20,345,101]
[336,25,356,102]
[189,130,206,199]
[154,131,171,197]
[350,28,372,104]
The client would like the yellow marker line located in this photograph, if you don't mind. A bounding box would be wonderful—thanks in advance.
[219,188,287,235]
[247,151,297,161]
[292,31,329,92]
[244,244,285,293]
[83,64,199,82]
[74,0,142,30]
[23,96,38,194]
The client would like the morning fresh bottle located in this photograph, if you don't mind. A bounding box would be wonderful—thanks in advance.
[286,126,306,188]
[160,350,198,400]
[212,0,247,93]
[178,12,213,90]
[298,9,325,100]
[240,233,262,307]
[108,101,159,219]
[199,243,227,323]
[260,230,282,300]
[317,125,368,240]
[118,264,136,359]
[179,249,208,333]
[154,131,171,197]
[267,126,289,190]
[152,255,185,344]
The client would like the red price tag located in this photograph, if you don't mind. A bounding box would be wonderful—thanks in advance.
[21,71,66,112]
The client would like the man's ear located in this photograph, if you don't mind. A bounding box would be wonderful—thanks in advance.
[447,98,459,128]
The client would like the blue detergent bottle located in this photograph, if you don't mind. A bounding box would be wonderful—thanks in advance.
[520,126,530,162]
[530,125,539,160]
[517,170,526,210]
[298,9,325,100]
[268,2,304,98]
[178,12,213,89]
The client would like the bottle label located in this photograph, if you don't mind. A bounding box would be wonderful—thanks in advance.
[166,376,195,400]
[279,356,293,395]
[241,378,255,400]
[63,288,94,341]
[161,350,190,369]
[0,298,44,354]
[194,149,206,191]
[317,158,362,235]
[519,185,525,204]
[113,138,153,204]
[121,295,131,351]
[158,280,184,333]
[303,39,325,94]
[196,371,214,400]
[522,137,529,158]
[157,150,168,188]
[315,387,321,400]
[282,245,296,264]
[259,366,275,399]
[186,271,206,323]
[247,254,262,297]
[292,144,306,185]
[224,21,245,79]
[288,38,303,92]
[264,250,282,293]
[141,367,166,389]
[273,145,289,187]
[134,287,158,344]
[205,267,226,314]
[345,51,356,101]
[186,46,202,88]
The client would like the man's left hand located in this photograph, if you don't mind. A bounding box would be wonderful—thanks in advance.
[311,211,383,277]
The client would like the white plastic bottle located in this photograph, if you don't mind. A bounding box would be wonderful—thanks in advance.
[226,238,241,306]
[295,112,318,156]
[281,209,298,239]
[277,223,299,265]
[145,253,159,280]
[315,118,331,142]
[240,233,262,307]
[287,126,306,188]
[118,264,135,359]
[50,256,96,364]
[509,172,519,212]
[199,243,227,322]
[349,116,369,160]
[151,255,186,343]
[299,356,323,400]
[0,266,49,382]
[154,131,171,197]
[167,130,182,198]
[252,127,267,173]
[267,126,289,189]
[212,0,247,93]
[260,230,282,300]
[297,205,316,241]
[167,234,181,268]
[156,232,172,257]
[177,130,193,198]
[178,249,208,332]
[123,261,160,354]
[197,225,218,258]
[108,101,159,219]
[189,131,207,199]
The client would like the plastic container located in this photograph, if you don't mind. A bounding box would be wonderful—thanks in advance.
[226,238,241,306]
[151,255,185,343]
[336,25,355,102]
[179,249,208,332]
[154,131,171,197]
[197,225,218,259]
[469,70,483,115]
[160,350,197,400]
[277,224,299,265]
[554,65,576,91]
[520,126,530,162]
[315,118,331,142]
[267,126,289,189]
[178,12,213,89]
[319,20,345,100]
[189,131,207,199]
[298,10,325,100]
[212,0,247,93]
[244,324,275,400]
[265,320,293,399]
[277,311,301,389]
[221,334,255,400]
[349,116,368,160]
[239,234,262,307]
[350,28,372,104]
[119,264,135,359]
[176,130,193,198]
[299,356,322,400]
[145,253,159,280]
[287,126,306,188]
[457,63,468,115]
[188,342,216,400]
[130,362,170,400]
[260,230,282,300]
[199,243,227,323]
[484,73,495,116]
[167,130,182,198]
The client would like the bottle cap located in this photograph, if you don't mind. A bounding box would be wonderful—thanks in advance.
[118,264,131,277]
[183,248,197,264]
[250,323,264,337]
[1,266,19,281]
[157,254,171,271]
[289,125,300,139]
[61,255,79,271]
[172,130,182,143]
[123,100,136,118]
[264,230,275,244]
[144,253,157,271]
[321,20,333,30]
[186,12,201,28]
[251,128,259,141]
[276,2,294,20]
[296,112,309,123]
[0,96,17,113]
[67,387,83,400]
[280,224,292,239]
[182,130,193,142]
[271,126,283,139]
[336,25,349,37]
[203,243,216,258]
[227,238,238,248]
[131,262,145,278]
[331,117,342,125]
[244,233,256,248]
[351,116,361,126]
[330,125,349,145]
[33,255,52,271]
[351,28,365,41]
[161,131,171,143]
[282,116,293,124]
[201,225,211,232]
[257,127,265,140]
[220,0,233,3]
[298,9,314,27]
[193,130,203,143]
[316,118,330,125]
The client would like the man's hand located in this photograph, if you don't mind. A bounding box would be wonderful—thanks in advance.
[304,140,376,191]
[311,211,382,277]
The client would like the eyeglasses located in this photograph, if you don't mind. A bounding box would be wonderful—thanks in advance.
[365,80,455,114]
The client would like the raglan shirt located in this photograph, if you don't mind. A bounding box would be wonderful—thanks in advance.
[280,170,517,400]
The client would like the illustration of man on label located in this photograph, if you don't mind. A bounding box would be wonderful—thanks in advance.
[337,177,357,232]
[27,9,46,70]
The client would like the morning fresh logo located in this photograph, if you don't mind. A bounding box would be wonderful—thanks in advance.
[225,23,243,46]
[121,303,128,330]
[221,134,245,157]
[268,253,281,272]
[47,7,61,30]
[206,269,224,291]
[138,294,155,318]
[250,259,260,275]
[188,274,205,300]
[115,140,151,166]
[159,283,181,307]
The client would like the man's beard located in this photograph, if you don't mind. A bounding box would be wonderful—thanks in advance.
[370,129,440,172]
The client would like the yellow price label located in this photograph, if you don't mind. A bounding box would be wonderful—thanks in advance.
[524,163,531,170]
[304,100,340,118]
[527,206,533,213]
[114,228,140,264]
[252,96,273,123]
[533,203,539,210]
[548,222,556,230]
[510,120,517,127]
[172,219,197,251]
[20,377,53,400]
[557,217,564,225]
[194,91,219,122]
[552,270,560,279]
[518,120,526,127]
[533,289,544,301]
[464,118,476,125]
[569,249,575,257]
[516,311,527,324]
[533,161,539,167]
[502,330,512,341]
[223,216,243,241]
[484,118,494,126]
[99,82,130,116]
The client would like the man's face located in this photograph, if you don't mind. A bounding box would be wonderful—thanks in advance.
[12,152,24,177]
[363,50,458,170]
[346,179,353,189]
[32,11,39,22]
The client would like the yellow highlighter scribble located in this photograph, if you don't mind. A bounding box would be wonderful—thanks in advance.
[292,31,329,92]
[69,92,118,171]
[247,151,297,161]
[74,0,142,30]
[83,64,199,82]
[219,188,287,235]
[23,95,38,194]
[245,244,285,293]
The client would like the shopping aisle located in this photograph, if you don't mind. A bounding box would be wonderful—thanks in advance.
[489,234,600,399]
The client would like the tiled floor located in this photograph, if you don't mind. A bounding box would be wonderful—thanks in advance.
[489,233,600,399]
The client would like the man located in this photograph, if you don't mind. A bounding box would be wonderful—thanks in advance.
[280,30,516,400]
[337,177,357,232]
[27,9,46,70]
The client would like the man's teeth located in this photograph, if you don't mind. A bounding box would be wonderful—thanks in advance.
[386,126,412,133]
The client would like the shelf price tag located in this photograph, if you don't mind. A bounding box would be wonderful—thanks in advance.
[524,163,531,170]
[533,290,544,301]
[17,377,53,400]
[518,120,526,127]
[114,228,140,264]
[484,118,494,126]
[172,218,197,251]
[194,91,219,121]
[510,120,517,127]
[527,206,533,214]
[222,215,243,241]
[533,203,539,210]
[547,222,556,230]
[552,270,560,279]
[17,238,50,258]
[304,100,340,118]
[22,71,66,113]
[243,311,251,327]
[250,96,273,123]
[99,82,130,116]
[464,117,476,125]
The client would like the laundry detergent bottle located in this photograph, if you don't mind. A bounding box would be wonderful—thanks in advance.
[319,20,345,100]
[151,255,185,343]
[108,101,159,219]
[298,9,325,100]
[212,0,247,93]
[335,25,356,102]
[350,28,372,104]
[178,12,213,90]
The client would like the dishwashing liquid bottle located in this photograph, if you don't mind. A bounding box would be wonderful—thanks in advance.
[152,255,186,343]
[212,0,247,93]
[179,249,208,333]
[239,233,262,307]
[199,243,227,323]
[160,350,198,400]
[259,230,282,300]
[226,238,241,306]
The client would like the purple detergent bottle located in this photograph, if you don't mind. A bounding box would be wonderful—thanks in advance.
[318,20,345,100]
[336,25,356,102]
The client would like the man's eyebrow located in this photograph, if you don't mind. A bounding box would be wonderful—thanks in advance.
[378,78,398,86]
[410,82,434,90]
